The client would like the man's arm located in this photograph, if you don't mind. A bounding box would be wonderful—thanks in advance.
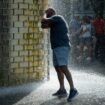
[41,13,52,29]
[41,18,51,28]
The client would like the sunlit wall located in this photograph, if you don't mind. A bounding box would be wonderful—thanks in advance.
[0,0,48,86]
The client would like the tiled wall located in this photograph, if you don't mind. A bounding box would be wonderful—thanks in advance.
[0,0,48,86]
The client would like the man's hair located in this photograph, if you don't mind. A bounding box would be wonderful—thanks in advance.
[45,7,56,14]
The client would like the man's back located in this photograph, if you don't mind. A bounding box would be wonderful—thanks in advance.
[49,15,70,49]
[93,18,105,35]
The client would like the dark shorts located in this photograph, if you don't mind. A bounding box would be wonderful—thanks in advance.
[53,47,70,66]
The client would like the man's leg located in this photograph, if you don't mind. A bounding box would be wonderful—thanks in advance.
[95,39,99,59]
[52,46,78,100]
[59,65,74,89]
[55,66,65,90]
[86,39,93,60]
[52,66,67,97]
[59,65,78,102]
[52,49,66,92]
[79,43,84,57]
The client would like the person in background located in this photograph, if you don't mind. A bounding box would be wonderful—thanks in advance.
[93,16,105,63]
[69,15,81,45]
[69,15,81,63]
[77,16,93,61]
[88,16,96,60]
[41,8,78,102]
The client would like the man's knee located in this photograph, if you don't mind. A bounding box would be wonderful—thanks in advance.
[59,65,68,71]
[55,65,67,71]
[54,66,61,72]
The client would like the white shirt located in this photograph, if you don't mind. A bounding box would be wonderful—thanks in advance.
[81,24,91,38]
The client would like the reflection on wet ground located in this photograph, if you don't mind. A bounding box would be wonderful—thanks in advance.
[0,65,105,105]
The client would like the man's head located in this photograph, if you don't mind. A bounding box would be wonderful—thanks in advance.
[45,8,56,18]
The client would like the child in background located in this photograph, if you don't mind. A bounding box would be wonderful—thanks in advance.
[77,16,93,61]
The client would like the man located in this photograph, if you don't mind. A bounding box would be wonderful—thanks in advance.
[41,8,78,102]
[93,16,105,63]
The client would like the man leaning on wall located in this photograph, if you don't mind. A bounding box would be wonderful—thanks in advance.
[41,7,78,102]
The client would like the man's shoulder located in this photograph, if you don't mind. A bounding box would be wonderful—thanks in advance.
[51,15,64,19]
[94,19,104,23]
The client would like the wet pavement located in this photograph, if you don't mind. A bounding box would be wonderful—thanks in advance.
[0,66,105,105]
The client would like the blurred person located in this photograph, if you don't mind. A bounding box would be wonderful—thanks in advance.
[69,15,81,45]
[77,16,93,61]
[93,16,105,63]
[69,15,81,63]
[89,16,97,59]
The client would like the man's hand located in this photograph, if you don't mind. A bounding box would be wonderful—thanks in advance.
[41,18,51,29]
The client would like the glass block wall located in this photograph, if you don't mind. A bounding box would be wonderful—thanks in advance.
[0,0,48,86]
